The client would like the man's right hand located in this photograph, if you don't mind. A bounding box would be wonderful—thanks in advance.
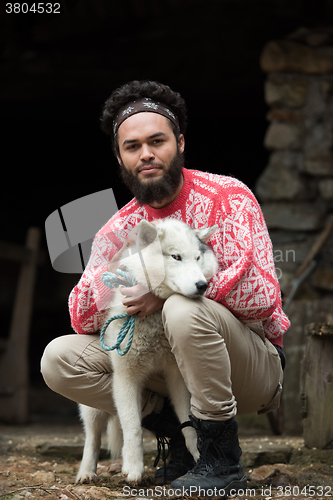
[106,225,140,278]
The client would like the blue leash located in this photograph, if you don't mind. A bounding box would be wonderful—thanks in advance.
[100,268,137,356]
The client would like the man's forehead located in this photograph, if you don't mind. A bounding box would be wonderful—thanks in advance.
[117,112,173,142]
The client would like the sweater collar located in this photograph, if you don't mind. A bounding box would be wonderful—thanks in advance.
[143,168,192,218]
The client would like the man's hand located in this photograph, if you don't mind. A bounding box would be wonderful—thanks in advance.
[107,223,164,317]
[106,226,141,282]
[120,283,165,318]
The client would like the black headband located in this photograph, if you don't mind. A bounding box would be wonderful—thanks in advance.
[113,97,180,135]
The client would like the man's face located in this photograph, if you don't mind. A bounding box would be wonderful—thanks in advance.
[116,112,185,207]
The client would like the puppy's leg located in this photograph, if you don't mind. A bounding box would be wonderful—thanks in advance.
[106,413,123,459]
[76,404,109,483]
[165,367,199,462]
[112,371,145,484]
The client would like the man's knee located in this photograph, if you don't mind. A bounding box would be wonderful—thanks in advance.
[163,293,186,319]
[40,336,71,393]
[162,294,200,345]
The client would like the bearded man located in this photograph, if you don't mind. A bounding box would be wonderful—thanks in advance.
[41,80,289,493]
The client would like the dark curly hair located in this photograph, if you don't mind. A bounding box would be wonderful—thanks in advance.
[100,80,187,155]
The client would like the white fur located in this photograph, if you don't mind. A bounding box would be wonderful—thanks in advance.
[76,219,218,485]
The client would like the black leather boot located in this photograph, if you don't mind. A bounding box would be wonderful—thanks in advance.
[171,416,247,497]
[142,399,195,484]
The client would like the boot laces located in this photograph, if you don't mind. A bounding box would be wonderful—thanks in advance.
[154,432,170,468]
[154,421,194,483]
[192,436,230,476]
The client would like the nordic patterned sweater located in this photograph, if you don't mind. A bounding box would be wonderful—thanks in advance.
[69,168,290,347]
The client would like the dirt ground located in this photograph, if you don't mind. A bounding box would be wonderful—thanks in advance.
[0,416,332,500]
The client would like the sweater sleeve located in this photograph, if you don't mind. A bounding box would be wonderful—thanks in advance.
[206,185,288,335]
[67,199,146,335]
[68,231,122,334]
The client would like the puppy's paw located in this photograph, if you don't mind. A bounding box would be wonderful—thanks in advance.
[122,464,145,485]
[124,471,143,485]
[76,471,98,484]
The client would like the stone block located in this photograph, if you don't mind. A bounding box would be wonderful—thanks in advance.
[266,151,304,170]
[287,27,333,48]
[318,178,333,200]
[270,231,320,271]
[266,108,306,122]
[304,122,333,154]
[260,40,333,74]
[265,78,309,108]
[38,442,87,459]
[255,162,314,202]
[261,202,325,231]
[241,440,292,467]
[290,446,333,466]
[264,122,304,150]
[295,465,333,488]
[304,80,329,117]
[30,470,56,483]
[319,79,333,100]
[307,32,333,47]
[304,152,333,176]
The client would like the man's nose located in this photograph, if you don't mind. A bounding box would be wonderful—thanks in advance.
[140,144,155,162]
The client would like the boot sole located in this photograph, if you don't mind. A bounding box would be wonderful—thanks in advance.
[170,475,247,498]
[222,476,248,499]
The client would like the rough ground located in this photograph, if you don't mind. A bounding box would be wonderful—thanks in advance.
[0,417,332,500]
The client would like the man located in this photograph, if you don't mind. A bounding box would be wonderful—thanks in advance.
[41,80,289,493]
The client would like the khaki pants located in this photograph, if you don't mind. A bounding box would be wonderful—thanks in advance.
[41,295,283,421]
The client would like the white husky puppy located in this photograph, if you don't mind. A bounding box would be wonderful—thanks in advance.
[76,219,218,485]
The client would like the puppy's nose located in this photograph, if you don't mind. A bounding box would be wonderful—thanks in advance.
[196,281,208,294]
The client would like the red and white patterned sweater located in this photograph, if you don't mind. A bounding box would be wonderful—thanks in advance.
[69,168,289,347]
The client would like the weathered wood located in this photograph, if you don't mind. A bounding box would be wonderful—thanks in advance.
[305,322,333,337]
[267,395,284,435]
[0,241,31,262]
[0,227,41,423]
[293,214,333,281]
[283,214,333,311]
[282,300,333,435]
[0,240,45,265]
[300,323,333,449]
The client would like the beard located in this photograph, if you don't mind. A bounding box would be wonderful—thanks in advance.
[118,149,184,206]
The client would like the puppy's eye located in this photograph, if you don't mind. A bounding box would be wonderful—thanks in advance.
[171,254,182,261]
[196,256,200,261]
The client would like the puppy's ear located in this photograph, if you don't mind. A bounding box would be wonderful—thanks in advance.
[195,224,218,243]
[137,220,158,248]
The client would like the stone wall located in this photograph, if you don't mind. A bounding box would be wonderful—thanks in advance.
[255,27,333,434]
[257,27,333,296]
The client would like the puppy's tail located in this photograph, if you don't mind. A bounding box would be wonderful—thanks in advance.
[107,415,123,458]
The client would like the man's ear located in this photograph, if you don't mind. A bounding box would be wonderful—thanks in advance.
[116,154,122,165]
[178,134,185,154]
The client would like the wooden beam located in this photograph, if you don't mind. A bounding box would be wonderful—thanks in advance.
[0,240,46,265]
[300,325,333,449]
[0,227,41,423]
